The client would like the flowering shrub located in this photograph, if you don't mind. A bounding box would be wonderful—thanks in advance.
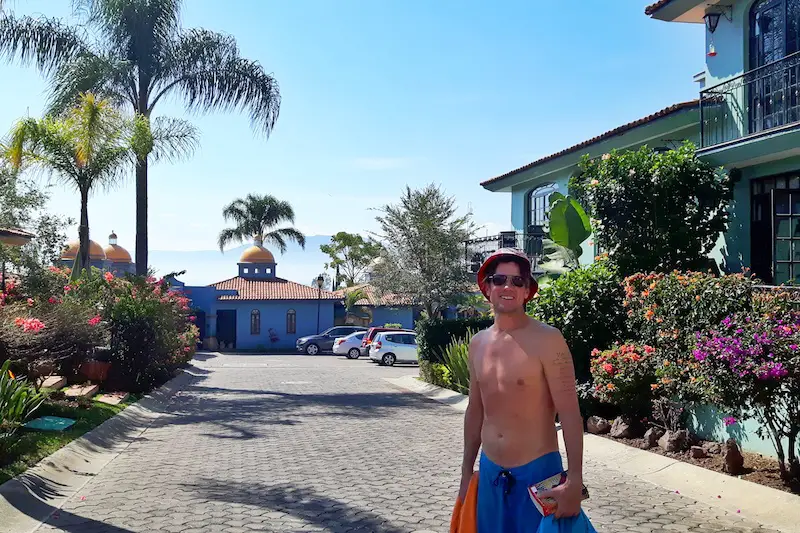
[590,343,656,417]
[694,311,800,481]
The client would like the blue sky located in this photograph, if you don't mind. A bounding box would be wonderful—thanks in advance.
[0,0,704,273]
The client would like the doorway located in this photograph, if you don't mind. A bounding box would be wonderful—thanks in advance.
[217,310,237,351]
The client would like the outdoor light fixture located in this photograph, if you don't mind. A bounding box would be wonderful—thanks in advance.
[703,12,721,34]
[316,274,324,334]
[703,6,732,57]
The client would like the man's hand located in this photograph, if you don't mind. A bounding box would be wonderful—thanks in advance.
[538,478,583,518]
[457,471,472,502]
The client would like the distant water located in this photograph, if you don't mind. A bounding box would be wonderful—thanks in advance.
[148,235,334,287]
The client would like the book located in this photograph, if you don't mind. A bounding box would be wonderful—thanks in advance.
[527,471,590,517]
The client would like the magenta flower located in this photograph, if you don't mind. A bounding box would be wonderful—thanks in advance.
[723,416,737,427]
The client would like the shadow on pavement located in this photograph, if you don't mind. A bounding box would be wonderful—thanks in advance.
[187,478,408,533]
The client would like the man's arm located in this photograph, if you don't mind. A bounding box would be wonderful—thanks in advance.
[461,333,484,480]
[541,329,583,486]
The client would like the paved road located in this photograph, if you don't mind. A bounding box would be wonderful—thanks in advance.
[33,353,783,533]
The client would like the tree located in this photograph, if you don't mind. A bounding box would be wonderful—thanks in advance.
[311,272,332,291]
[570,142,733,277]
[372,184,474,318]
[342,287,371,325]
[320,231,383,288]
[218,193,305,253]
[0,0,281,275]
[4,93,131,275]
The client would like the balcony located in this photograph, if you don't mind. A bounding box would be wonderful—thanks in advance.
[463,230,545,277]
[700,52,800,150]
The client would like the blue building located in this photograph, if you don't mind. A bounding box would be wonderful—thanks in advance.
[173,242,339,351]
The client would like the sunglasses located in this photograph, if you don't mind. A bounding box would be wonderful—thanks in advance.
[486,274,528,288]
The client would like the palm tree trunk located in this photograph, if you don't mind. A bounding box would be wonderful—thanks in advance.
[79,186,90,275]
[135,157,148,276]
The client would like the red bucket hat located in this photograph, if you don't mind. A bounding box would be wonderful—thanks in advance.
[477,248,539,304]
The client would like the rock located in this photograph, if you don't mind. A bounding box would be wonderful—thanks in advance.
[723,438,745,475]
[39,375,67,390]
[610,416,638,439]
[63,384,99,398]
[702,441,723,455]
[690,446,708,459]
[640,427,666,449]
[586,416,611,435]
[96,392,129,406]
[658,429,690,452]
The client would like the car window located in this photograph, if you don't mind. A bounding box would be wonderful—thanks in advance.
[384,334,396,343]
[400,334,416,345]
[354,332,365,340]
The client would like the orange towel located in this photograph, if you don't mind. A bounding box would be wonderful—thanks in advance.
[450,471,479,533]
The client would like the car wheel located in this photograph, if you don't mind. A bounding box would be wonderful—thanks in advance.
[382,353,396,367]
[348,348,361,359]
[305,343,320,355]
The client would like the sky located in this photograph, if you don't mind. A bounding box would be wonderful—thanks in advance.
[0,0,705,281]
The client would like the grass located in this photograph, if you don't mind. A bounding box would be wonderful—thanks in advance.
[0,394,139,486]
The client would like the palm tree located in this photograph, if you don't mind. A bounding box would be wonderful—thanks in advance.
[0,0,281,275]
[3,93,130,275]
[218,193,305,254]
[343,287,371,325]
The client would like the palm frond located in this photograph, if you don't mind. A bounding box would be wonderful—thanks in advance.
[47,51,133,116]
[151,28,280,135]
[0,13,90,74]
[217,227,246,252]
[263,231,287,254]
[266,227,305,251]
[148,116,199,163]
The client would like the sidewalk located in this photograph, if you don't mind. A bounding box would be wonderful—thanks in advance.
[385,375,800,533]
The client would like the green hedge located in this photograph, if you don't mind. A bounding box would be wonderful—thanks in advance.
[415,316,493,364]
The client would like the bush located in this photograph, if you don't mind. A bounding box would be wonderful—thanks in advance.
[415,316,492,364]
[623,270,757,368]
[419,360,452,390]
[528,260,627,381]
[570,142,734,277]
[1,359,48,455]
[694,310,800,482]
[589,343,655,418]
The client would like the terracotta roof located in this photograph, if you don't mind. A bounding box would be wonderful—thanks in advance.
[0,227,35,238]
[480,100,699,188]
[211,276,342,301]
[644,0,673,15]
[334,284,414,307]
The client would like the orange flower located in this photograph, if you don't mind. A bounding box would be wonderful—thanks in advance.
[7,369,15,379]
[695,295,701,301]
[651,383,659,390]
[661,377,672,385]
[606,383,616,391]
[645,309,655,321]
[663,361,670,367]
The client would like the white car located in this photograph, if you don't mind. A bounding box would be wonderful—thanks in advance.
[333,331,367,359]
[369,331,418,366]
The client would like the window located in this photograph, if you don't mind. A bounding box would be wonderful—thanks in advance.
[527,183,559,228]
[243,267,249,274]
[254,268,259,274]
[286,309,296,334]
[751,174,800,285]
[250,310,260,335]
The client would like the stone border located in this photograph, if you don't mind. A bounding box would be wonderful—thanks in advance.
[0,366,200,533]
[384,375,800,533]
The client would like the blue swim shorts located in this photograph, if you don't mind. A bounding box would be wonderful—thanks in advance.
[477,450,597,533]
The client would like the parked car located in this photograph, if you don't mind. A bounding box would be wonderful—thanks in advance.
[332,331,367,359]
[296,326,368,355]
[369,331,419,366]
[361,326,414,356]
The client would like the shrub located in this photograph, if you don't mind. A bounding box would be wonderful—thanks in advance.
[1,359,49,455]
[623,270,757,368]
[415,316,492,364]
[589,343,656,417]
[693,311,800,482]
[384,323,402,328]
[440,330,473,394]
[570,142,734,277]
[419,360,452,390]
[528,259,627,381]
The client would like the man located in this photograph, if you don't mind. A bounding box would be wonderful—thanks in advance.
[458,248,595,532]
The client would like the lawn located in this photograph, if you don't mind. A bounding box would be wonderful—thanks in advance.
[0,394,139,486]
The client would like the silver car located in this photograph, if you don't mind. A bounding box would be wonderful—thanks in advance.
[332,331,367,359]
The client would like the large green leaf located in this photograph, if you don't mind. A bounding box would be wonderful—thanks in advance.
[549,195,591,250]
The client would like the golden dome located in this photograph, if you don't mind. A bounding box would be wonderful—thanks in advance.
[61,240,106,260]
[239,245,275,264]
[104,244,132,263]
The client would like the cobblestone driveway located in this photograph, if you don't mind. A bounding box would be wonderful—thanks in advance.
[33,353,784,533]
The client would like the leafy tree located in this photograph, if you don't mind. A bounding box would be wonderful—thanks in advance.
[372,184,474,318]
[218,193,305,253]
[4,93,131,275]
[320,232,383,288]
[570,142,733,277]
[0,0,281,275]
[311,272,332,291]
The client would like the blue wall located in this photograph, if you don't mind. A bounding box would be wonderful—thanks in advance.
[371,306,415,329]
[221,300,335,350]
[686,404,789,459]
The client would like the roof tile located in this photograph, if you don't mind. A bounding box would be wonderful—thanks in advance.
[211,277,341,301]
[645,0,673,15]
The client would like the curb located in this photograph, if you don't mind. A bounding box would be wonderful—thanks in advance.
[0,365,200,533]
[384,375,800,533]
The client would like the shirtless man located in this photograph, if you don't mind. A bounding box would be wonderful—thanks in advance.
[458,248,595,532]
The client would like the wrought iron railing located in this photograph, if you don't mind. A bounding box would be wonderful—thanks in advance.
[700,51,800,148]
[463,230,545,276]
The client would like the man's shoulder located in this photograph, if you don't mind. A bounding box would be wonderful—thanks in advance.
[522,316,562,338]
